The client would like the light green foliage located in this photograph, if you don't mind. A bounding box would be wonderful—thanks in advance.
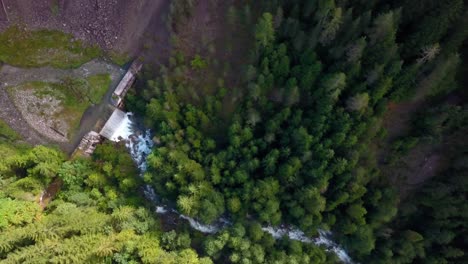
[255,13,275,47]
[58,142,142,209]
[0,198,40,229]
[346,93,369,111]
[0,141,211,263]
[1,145,64,185]
[191,55,208,70]
[0,201,209,263]
[0,27,101,68]
[86,74,112,103]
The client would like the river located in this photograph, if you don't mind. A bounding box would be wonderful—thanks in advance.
[113,113,354,264]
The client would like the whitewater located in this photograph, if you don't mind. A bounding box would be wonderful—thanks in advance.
[112,113,354,264]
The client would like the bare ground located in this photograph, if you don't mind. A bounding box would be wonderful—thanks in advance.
[168,0,253,120]
[0,0,170,56]
[0,82,48,144]
[380,92,464,197]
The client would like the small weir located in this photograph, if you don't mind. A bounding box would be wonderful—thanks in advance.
[99,109,133,141]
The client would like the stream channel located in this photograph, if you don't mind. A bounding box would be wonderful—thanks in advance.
[112,113,354,264]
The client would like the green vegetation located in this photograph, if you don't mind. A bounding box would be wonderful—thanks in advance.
[129,0,468,263]
[0,142,212,263]
[8,74,111,139]
[108,51,131,67]
[0,27,101,68]
[0,0,467,263]
[0,120,19,142]
[85,73,112,103]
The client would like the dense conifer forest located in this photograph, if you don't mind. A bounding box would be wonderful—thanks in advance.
[1,0,467,263]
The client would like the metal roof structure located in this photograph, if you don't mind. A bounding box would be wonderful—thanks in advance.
[112,61,142,107]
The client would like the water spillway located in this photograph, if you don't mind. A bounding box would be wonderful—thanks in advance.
[99,109,133,141]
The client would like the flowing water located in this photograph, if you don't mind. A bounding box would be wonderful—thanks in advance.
[261,226,353,263]
[111,112,354,263]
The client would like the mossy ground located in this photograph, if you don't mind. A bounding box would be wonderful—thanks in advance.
[0,119,20,142]
[108,51,131,67]
[0,120,29,160]
[0,26,101,69]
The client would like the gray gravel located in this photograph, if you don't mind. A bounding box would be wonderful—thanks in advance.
[0,0,169,54]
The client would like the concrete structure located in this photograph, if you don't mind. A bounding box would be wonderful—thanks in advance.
[76,131,102,156]
[72,60,142,157]
[99,108,128,140]
[111,60,142,107]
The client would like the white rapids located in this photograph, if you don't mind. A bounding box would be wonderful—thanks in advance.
[109,112,134,142]
[262,226,353,263]
[114,112,354,263]
[112,114,227,234]
[179,214,221,234]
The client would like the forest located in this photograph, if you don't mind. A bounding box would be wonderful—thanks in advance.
[1,0,467,263]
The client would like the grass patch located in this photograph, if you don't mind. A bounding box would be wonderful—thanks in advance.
[87,74,112,103]
[0,26,101,68]
[58,73,111,106]
[0,119,20,142]
[108,51,131,67]
[0,120,29,160]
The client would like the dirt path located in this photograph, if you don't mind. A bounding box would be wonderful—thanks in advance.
[380,89,463,197]
[0,59,123,86]
[0,59,124,148]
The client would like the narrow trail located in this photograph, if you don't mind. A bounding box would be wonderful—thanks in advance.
[0,59,123,87]
[39,178,62,209]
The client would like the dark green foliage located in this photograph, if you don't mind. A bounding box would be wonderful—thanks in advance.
[399,0,464,59]
[132,1,468,263]
[366,160,468,264]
